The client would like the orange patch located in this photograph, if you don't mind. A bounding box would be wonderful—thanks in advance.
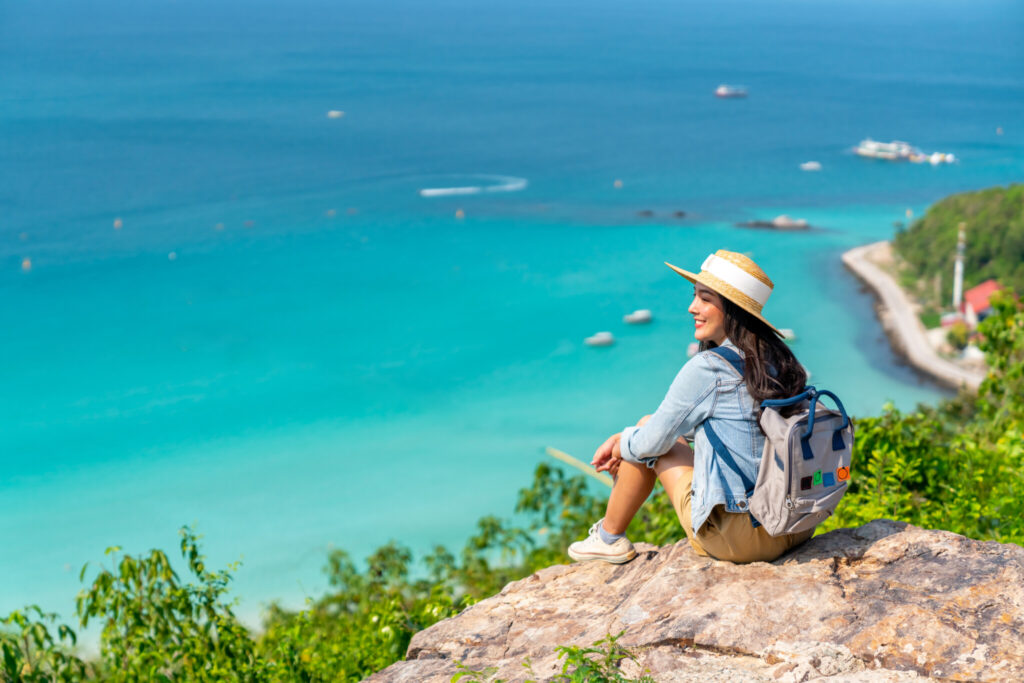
[837,466,850,481]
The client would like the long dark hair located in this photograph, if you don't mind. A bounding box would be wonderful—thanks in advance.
[699,297,806,404]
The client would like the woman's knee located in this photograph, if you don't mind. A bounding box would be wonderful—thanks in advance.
[657,441,694,470]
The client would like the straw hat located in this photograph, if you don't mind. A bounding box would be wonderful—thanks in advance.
[665,250,783,336]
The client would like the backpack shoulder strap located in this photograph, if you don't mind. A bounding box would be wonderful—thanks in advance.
[701,345,759,527]
[705,345,744,377]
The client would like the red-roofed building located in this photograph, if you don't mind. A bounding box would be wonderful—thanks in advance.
[962,279,1001,327]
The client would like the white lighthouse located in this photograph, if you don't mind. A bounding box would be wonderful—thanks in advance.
[952,221,966,314]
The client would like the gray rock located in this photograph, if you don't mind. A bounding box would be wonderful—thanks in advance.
[369,521,1024,682]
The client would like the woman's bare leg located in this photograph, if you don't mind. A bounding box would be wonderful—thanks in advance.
[603,439,694,535]
[601,460,657,535]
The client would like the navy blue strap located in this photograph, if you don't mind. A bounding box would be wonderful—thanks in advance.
[761,389,813,408]
[706,346,744,377]
[703,421,756,493]
[764,386,850,458]
[704,420,760,528]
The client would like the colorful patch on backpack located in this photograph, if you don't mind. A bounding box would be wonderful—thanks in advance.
[800,476,812,490]
[812,470,822,486]
[822,471,836,487]
[837,466,850,481]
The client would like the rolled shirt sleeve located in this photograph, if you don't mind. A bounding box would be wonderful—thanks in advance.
[620,354,720,467]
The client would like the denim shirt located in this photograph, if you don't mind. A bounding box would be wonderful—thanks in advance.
[619,340,763,533]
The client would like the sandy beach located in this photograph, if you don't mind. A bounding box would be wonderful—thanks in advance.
[842,241,985,392]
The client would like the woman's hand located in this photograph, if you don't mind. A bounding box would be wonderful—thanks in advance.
[592,433,623,474]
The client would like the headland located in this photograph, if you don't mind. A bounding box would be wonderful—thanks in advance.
[842,241,985,391]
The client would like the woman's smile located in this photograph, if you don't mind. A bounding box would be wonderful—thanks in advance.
[688,283,727,345]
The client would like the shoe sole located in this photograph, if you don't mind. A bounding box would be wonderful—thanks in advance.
[567,548,637,564]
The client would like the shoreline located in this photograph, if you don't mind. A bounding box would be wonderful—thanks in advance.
[841,241,985,392]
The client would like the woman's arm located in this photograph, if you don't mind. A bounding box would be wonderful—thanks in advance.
[591,415,652,475]
[618,355,719,466]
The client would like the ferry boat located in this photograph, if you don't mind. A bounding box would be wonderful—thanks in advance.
[854,138,919,161]
[855,138,957,165]
[714,84,748,98]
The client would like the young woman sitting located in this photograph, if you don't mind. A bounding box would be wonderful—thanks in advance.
[568,250,813,564]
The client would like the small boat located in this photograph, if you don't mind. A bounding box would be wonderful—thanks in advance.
[771,215,808,230]
[623,309,653,324]
[714,84,748,98]
[585,331,615,347]
[799,161,822,172]
[326,110,345,119]
[855,139,919,161]
[737,215,811,231]
[780,328,797,341]
[687,342,699,358]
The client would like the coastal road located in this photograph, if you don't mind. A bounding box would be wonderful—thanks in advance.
[843,241,985,392]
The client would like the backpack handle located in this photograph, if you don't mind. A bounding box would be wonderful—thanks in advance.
[762,386,851,456]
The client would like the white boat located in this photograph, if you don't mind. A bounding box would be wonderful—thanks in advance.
[779,328,797,341]
[326,110,345,119]
[714,84,748,98]
[855,138,919,161]
[771,215,808,230]
[585,331,615,347]
[687,342,699,358]
[623,309,653,324]
[799,161,822,171]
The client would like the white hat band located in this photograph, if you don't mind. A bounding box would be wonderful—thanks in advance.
[701,254,773,307]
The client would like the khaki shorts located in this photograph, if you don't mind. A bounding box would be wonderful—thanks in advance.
[672,467,813,563]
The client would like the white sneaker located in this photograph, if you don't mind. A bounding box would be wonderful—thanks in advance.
[567,520,637,564]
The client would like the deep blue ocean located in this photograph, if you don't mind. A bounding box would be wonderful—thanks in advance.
[2,0,1022,626]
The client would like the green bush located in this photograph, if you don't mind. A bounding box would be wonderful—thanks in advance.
[947,320,970,350]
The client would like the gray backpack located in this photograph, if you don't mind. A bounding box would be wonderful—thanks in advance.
[707,347,854,537]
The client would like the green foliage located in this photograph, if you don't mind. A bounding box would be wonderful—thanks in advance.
[76,529,263,681]
[1,606,91,681]
[822,290,1024,544]
[552,633,655,683]
[449,633,654,683]
[919,309,941,329]
[258,541,464,681]
[893,183,1024,305]
[946,320,969,350]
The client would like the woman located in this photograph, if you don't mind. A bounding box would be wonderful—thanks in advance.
[568,250,813,564]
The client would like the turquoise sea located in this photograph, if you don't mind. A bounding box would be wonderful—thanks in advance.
[2,0,1022,625]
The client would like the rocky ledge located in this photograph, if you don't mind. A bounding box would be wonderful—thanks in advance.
[370,520,1024,682]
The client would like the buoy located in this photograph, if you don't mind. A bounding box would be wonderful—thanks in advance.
[168,251,178,261]
[623,309,653,324]
[455,209,465,219]
[21,257,31,272]
[243,220,255,228]
[113,217,123,230]
[613,179,623,189]
[997,127,1003,135]
[326,208,337,218]
[585,331,615,347]
[327,110,345,119]
[214,223,225,231]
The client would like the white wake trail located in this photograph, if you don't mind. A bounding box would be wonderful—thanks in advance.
[419,175,527,198]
